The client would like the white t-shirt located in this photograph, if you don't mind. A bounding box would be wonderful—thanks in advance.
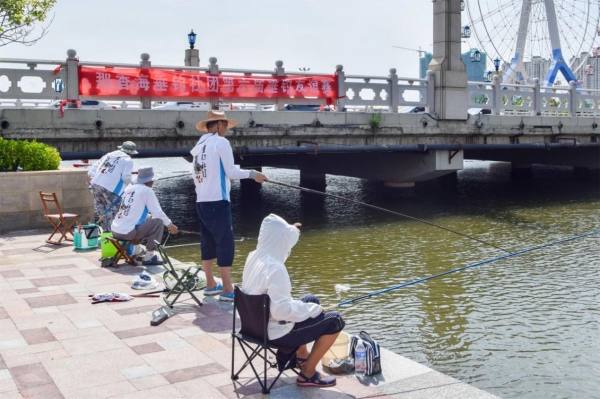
[110,183,172,235]
[88,150,134,196]
[190,133,250,202]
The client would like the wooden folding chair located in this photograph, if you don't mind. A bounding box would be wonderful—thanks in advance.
[39,192,79,245]
[105,237,137,266]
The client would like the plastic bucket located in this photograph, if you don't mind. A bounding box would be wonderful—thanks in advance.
[100,232,117,259]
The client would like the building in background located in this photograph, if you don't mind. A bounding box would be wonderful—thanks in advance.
[523,56,552,84]
[420,49,487,82]
[572,50,600,89]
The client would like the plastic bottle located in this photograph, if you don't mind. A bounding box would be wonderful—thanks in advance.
[354,339,367,377]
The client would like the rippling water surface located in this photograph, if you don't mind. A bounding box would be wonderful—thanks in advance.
[141,158,600,398]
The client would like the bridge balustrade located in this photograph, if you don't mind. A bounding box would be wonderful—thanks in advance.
[0,50,599,118]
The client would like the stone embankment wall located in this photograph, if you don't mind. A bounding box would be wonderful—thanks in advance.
[0,168,93,234]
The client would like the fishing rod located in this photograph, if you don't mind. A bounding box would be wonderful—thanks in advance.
[266,180,513,254]
[164,229,253,249]
[337,229,600,307]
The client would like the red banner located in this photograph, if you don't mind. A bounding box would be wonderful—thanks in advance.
[78,66,338,102]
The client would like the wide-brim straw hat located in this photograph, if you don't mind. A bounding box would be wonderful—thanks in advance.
[195,110,238,132]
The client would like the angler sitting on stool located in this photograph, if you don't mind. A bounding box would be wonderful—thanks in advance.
[241,214,345,388]
[111,167,178,265]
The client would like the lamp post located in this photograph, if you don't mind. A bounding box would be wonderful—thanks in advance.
[188,30,197,49]
[184,29,200,67]
[493,57,501,72]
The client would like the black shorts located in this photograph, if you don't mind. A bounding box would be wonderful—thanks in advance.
[270,295,345,349]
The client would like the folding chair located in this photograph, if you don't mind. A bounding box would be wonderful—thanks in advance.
[155,243,204,308]
[105,237,137,266]
[231,286,300,394]
[39,192,79,245]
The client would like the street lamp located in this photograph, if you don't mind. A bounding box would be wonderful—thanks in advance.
[187,30,197,49]
[493,57,501,72]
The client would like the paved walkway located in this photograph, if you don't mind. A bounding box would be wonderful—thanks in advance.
[0,230,497,398]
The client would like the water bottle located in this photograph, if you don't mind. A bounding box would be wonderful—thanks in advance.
[354,339,367,377]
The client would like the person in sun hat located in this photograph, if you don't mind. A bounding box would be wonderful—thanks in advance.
[88,141,138,231]
[111,167,178,266]
[191,110,267,302]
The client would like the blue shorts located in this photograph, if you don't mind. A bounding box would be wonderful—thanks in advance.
[270,295,345,349]
[196,200,234,267]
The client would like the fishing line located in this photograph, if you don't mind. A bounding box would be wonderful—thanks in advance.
[266,180,513,253]
[337,229,600,307]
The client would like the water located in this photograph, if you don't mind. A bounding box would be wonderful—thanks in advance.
[145,158,599,398]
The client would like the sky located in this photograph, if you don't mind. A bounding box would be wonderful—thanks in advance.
[1,0,434,78]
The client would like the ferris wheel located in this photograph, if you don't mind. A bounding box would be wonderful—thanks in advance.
[464,0,600,85]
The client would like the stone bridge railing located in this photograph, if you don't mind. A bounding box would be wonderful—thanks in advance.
[1,49,600,117]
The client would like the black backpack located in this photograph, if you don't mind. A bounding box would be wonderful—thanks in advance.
[349,331,382,376]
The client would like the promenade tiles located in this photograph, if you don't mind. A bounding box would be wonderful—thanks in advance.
[0,230,497,398]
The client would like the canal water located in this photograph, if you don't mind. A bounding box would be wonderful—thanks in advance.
[140,158,599,398]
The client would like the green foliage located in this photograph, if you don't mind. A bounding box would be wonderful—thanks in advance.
[0,138,61,171]
[369,112,382,130]
[0,0,57,46]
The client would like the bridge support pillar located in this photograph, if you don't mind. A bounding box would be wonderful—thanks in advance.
[300,170,326,191]
[511,163,533,179]
[429,0,468,120]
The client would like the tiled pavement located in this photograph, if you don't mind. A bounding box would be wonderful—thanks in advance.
[0,230,497,399]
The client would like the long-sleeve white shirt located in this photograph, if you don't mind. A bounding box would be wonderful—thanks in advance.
[88,150,134,196]
[110,183,172,235]
[190,133,251,202]
[242,214,322,340]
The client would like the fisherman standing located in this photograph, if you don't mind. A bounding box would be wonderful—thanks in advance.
[88,141,137,231]
[191,111,267,301]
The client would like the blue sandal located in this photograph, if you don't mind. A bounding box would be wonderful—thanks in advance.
[296,371,336,387]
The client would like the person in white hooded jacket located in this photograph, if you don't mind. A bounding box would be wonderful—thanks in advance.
[241,214,345,388]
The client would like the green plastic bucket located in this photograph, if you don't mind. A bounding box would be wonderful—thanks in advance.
[100,232,117,259]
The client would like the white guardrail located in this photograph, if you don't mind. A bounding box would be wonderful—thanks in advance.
[1,50,600,116]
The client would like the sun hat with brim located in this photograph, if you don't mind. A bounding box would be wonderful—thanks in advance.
[195,110,238,132]
[118,141,139,155]
[135,167,155,184]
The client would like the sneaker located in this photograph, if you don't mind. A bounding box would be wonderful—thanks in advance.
[204,284,223,296]
[142,255,164,266]
[219,292,235,302]
[131,272,159,290]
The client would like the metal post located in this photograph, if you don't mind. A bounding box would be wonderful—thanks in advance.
[335,65,346,112]
[492,75,500,115]
[65,49,79,102]
[274,60,285,111]
[533,78,541,115]
[208,57,219,110]
[426,70,435,114]
[139,53,151,110]
[569,80,578,117]
[388,68,399,113]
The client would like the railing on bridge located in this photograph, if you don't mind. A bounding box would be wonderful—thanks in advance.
[0,49,599,117]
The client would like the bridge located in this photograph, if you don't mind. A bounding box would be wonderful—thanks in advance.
[0,0,598,187]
